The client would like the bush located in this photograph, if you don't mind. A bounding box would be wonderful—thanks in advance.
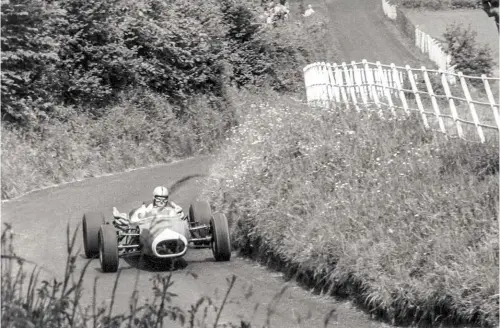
[443,23,494,79]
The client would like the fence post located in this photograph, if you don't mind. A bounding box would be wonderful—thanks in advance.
[481,74,500,131]
[458,72,485,143]
[363,60,380,108]
[342,62,359,111]
[391,63,409,115]
[322,63,331,107]
[405,65,429,128]
[352,61,368,108]
[415,25,420,50]
[326,63,340,103]
[334,63,350,109]
[422,66,447,134]
[440,69,464,139]
[376,61,395,116]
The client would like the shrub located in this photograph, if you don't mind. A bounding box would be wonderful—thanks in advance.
[443,23,494,80]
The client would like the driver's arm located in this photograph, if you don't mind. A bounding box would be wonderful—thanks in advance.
[130,204,148,222]
[169,201,185,218]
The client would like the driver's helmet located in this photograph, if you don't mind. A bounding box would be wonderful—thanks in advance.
[153,186,169,207]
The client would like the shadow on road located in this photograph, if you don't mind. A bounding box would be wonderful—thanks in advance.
[123,255,189,272]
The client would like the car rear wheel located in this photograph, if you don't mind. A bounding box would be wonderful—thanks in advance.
[211,213,231,261]
[189,200,212,244]
[82,212,105,258]
[99,224,119,273]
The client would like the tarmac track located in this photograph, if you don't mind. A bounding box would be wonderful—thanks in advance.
[324,0,426,66]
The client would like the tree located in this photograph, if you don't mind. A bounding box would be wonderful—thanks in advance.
[1,0,59,124]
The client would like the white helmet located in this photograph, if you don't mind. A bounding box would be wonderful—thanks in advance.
[153,186,169,207]
[153,186,169,198]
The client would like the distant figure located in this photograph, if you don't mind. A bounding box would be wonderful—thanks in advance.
[303,4,315,17]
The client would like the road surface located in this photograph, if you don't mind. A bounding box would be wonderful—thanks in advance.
[3,156,397,328]
[324,0,428,66]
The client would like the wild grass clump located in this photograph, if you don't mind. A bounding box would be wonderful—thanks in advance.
[203,95,499,327]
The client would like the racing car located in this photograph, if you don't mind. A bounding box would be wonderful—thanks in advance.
[81,200,231,272]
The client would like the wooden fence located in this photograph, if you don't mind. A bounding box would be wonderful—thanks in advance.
[303,60,500,142]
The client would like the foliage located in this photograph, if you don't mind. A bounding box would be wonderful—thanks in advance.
[1,0,323,125]
[0,0,59,125]
[443,23,494,79]
[120,0,228,104]
[51,0,137,108]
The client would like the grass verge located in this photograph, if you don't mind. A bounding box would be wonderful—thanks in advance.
[1,89,238,200]
[202,93,499,327]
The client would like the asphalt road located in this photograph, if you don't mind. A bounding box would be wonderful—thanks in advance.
[324,0,426,66]
[2,156,397,328]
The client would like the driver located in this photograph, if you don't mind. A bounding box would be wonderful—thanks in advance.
[112,186,185,230]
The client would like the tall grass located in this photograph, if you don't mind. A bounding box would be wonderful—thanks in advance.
[202,94,499,327]
[1,89,237,200]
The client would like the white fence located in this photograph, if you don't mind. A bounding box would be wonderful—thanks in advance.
[303,60,500,142]
[415,27,452,72]
[381,0,452,72]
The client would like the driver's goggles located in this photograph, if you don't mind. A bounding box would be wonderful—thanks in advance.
[154,196,168,203]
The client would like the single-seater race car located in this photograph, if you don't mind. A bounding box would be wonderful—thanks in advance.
[81,200,231,272]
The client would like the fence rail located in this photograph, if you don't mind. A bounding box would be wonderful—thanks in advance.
[303,60,500,142]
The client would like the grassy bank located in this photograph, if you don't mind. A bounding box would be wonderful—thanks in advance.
[1,89,236,200]
[202,94,499,327]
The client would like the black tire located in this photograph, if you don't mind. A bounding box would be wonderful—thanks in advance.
[211,213,231,261]
[189,201,212,244]
[82,212,105,258]
[99,225,119,273]
[189,200,212,226]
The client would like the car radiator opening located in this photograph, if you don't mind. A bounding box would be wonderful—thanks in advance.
[155,239,186,255]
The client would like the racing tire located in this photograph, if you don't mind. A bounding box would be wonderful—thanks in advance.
[211,213,231,262]
[189,200,212,244]
[98,224,119,273]
[82,212,105,258]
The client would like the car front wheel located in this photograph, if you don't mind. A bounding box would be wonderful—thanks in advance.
[99,224,119,273]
